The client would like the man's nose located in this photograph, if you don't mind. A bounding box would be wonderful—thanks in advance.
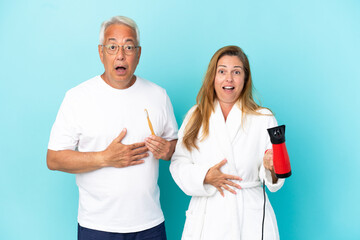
[116,46,126,60]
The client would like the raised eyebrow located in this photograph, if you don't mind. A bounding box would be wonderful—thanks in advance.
[234,66,243,69]
[124,39,136,45]
[106,38,136,44]
[217,65,243,69]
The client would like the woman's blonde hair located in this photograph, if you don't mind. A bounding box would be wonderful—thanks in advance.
[182,45,263,151]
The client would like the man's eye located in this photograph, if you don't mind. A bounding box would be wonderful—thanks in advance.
[109,45,117,50]
[125,45,134,50]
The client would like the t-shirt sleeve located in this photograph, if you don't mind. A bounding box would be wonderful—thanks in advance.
[48,92,80,151]
[160,92,178,141]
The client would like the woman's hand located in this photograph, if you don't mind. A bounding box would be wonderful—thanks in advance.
[263,149,274,171]
[204,159,242,197]
[263,149,278,183]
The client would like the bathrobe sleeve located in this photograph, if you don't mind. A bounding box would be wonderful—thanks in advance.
[258,110,285,192]
[170,107,217,197]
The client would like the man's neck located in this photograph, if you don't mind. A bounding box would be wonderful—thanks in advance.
[100,74,137,89]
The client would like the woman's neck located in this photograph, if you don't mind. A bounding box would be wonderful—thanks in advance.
[219,102,235,122]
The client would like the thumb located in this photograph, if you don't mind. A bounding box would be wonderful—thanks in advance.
[215,159,227,168]
[266,149,273,158]
[116,128,127,142]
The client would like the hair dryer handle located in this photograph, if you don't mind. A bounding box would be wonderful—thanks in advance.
[267,125,292,178]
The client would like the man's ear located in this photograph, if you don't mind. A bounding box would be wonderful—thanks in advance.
[137,46,142,63]
[98,45,104,64]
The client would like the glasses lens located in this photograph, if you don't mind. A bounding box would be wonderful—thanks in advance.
[106,44,118,55]
[124,45,136,55]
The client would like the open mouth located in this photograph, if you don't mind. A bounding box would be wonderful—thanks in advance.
[115,65,127,75]
[222,86,235,90]
[115,66,126,71]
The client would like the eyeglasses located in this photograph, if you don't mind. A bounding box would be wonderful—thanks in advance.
[101,44,140,55]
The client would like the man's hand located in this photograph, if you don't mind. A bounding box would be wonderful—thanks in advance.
[47,128,148,174]
[145,135,177,160]
[102,128,149,168]
[204,159,242,197]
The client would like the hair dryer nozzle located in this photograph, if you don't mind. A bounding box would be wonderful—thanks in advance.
[267,125,291,178]
[267,125,286,144]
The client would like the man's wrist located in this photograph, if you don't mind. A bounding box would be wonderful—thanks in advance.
[96,151,108,168]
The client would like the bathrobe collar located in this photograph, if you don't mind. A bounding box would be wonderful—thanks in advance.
[210,100,242,174]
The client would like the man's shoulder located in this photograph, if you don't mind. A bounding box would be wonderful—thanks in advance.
[136,76,167,95]
[66,76,100,96]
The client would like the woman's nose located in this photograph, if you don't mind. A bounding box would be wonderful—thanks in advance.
[225,72,234,82]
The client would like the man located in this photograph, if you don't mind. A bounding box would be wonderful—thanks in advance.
[47,16,178,240]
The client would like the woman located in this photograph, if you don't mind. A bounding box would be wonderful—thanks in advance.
[170,46,285,240]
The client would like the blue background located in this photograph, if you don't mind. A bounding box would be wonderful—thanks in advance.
[1,0,359,239]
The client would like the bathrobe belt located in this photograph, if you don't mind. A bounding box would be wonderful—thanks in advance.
[240,181,261,189]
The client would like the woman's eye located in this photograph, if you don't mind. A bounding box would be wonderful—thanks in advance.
[234,71,241,75]
[218,70,225,74]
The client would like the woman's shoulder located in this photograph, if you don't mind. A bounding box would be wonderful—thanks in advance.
[255,107,273,116]
[245,107,276,124]
[249,107,277,128]
[182,105,198,123]
[187,105,198,115]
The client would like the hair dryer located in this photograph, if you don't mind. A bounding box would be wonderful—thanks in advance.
[267,125,291,178]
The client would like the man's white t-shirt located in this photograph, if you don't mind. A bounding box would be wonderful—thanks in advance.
[48,76,178,233]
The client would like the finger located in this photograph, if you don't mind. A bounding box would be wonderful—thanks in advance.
[145,138,161,150]
[116,128,127,142]
[214,159,227,169]
[216,187,224,197]
[132,146,149,155]
[264,158,273,169]
[145,137,166,150]
[145,140,166,156]
[224,180,242,189]
[269,162,274,171]
[265,150,273,158]
[222,184,237,195]
[147,135,166,145]
[130,141,146,150]
[129,160,145,166]
[223,174,242,181]
[145,142,160,154]
[131,153,149,161]
[144,144,162,159]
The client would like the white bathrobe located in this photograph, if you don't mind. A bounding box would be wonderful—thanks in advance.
[170,101,285,240]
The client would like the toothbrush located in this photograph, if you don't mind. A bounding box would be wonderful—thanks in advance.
[144,109,155,135]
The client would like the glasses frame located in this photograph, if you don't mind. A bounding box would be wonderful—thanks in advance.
[101,44,140,55]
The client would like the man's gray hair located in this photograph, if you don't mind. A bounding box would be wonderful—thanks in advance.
[99,16,140,45]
